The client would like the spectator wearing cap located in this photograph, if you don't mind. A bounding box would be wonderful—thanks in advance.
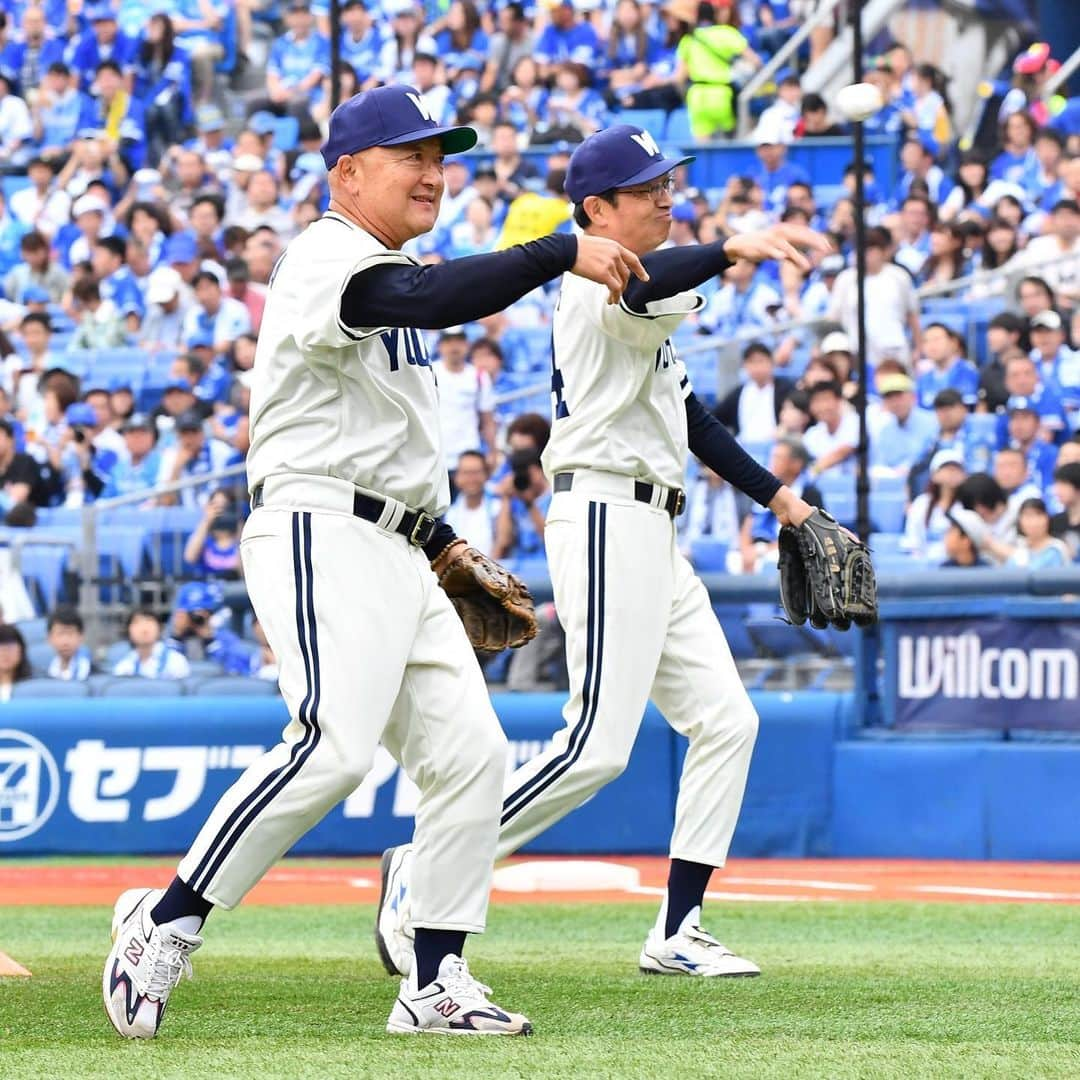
[187,105,233,181]
[804,380,859,479]
[666,201,698,247]
[53,400,119,506]
[112,608,191,679]
[224,258,265,335]
[139,266,189,350]
[915,322,979,411]
[91,234,146,330]
[828,227,920,366]
[0,70,32,170]
[998,351,1068,445]
[183,487,242,578]
[870,371,938,472]
[902,449,967,559]
[893,130,952,209]
[915,388,993,486]
[259,0,330,120]
[103,412,162,497]
[156,407,235,507]
[152,378,199,443]
[1010,199,1080,309]
[433,326,496,476]
[1050,461,1080,558]
[32,62,82,161]
[699,258,782,341]
[4,231,67,305]
[534,0,601,81]
[750,126,810,218]
[1029,309,1080,409]
[8,161,71,242]
[940,506,991,568]
[1001,399,1058,491]
[162,228,204,291]
[69,278,127,349]
[69,4,138,92]
[166,578,251,672]
[182,269,251,360]
[977,312,1026,414]
[714,342,792,444]
[58,193,111,271]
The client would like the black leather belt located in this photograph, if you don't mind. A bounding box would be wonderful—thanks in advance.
[552,472,686,518]
[250,484,438,546]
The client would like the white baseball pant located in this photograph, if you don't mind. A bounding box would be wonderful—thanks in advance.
[497,470,758,866]
[177,474,507,931]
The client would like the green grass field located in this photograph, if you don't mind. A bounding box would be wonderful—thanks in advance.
[2,901,1079,1079]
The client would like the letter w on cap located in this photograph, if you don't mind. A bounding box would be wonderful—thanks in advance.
[631,130,660,157]
[406,92,434,122]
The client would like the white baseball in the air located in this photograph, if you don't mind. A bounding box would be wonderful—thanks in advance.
[835,82,884,122]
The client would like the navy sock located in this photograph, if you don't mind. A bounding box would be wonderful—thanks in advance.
[413,928,467,988]
[664,859,715,938]
[150,876,214,928]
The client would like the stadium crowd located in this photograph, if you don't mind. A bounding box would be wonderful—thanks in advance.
[0,0,1075,688]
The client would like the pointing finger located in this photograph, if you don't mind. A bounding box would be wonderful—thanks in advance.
[621,246,649,282]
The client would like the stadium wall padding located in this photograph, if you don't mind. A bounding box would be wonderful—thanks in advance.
[2,694,1078,859]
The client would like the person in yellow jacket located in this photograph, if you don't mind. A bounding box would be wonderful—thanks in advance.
[668,0,762,139]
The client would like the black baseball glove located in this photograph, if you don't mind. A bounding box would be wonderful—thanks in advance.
[777,509,878,631]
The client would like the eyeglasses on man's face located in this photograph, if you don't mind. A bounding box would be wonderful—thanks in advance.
[617,176,676,201]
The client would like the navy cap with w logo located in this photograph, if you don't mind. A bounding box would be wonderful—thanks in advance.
[321,85,477,169]
[564,124,695,204]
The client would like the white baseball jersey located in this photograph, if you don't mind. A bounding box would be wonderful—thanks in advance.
[541,272,704,490]
[246,210,451,514]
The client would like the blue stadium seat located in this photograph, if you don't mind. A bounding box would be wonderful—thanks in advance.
[2,175,31,203]
[27,640,56,676]
[12,678,89,699]
[690,539,729,572]
[104,641,131,671]
[712,603,755,659]
[14,617,48,643]
[189,676,277,696]
[664,108,692,143]
[812,183,847,210]
[9,542,70,611]
[869,491,907,534]
[617,109,666,139]
[741,440,773,467]
[187,660,226,679]
[101,677,185,697]
[868,532,904,555]
[815,473,856,528]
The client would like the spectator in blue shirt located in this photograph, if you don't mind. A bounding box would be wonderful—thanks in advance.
[870,371,939,472]
[893,130,953,209]
[534,0,600,79]
[1028,309,1080,422]
[433,0,488,84]
[998,351,1070,445]
[750,128,810,218]
[601,0,662,101]
[492,441,550,565]
[261,0,330,119]
[171,0,229,105]
[103,411,162,497]
[915,323,980,410]
[3,3,66,97]
[167,579,253,674]
[33,62,83,161]
[893,194,933,280]
[1001,398,1059,492]
[338,0,386,88]
[537,60,609,142]
[91,234,145,331]
[990,110,1039,188]
[69,4,138,92]
[77,59,148,171]
[132,13,193,167]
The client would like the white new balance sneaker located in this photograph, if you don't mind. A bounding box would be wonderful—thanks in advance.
[639,907,760,978]
[375,844,415,977]
[103,887,202,1038]
[386,954,533,1036]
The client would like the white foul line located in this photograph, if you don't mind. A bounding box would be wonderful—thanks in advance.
[911,885,1080,901]
[629,885,826,903]
[722,877,875,892]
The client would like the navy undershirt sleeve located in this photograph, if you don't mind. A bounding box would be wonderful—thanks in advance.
[422,519,457,562]
[685,391,782,507]
[623,240,733,315]
[340,233,578,330]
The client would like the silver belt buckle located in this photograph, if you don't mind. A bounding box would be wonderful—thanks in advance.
[409,511,437,546]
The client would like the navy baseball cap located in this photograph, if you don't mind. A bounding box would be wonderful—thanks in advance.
[65,402,97,427]
[565,124,694,204]
[321,85,477,170]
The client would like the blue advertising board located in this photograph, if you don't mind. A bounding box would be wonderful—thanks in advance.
[885,618,1080,730]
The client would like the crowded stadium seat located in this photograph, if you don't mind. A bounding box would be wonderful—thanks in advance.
[14,617,48,644]
[27,641,56,676]
[814,474,856,529]
[104,641,131,671]
[100,678,185,698]
[868,532,904,556]
[189,676,277,696]
[712,604,756,659]
[12,678,90,699]
[187,660,226,679]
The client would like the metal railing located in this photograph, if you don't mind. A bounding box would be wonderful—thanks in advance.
[79,463,249,653]
[736,0,845,137]
[1043,44,1080,102]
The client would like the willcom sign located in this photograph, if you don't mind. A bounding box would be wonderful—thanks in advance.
[891,619,1080,729]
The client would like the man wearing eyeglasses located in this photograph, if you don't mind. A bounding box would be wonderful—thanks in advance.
[376,124,833,983]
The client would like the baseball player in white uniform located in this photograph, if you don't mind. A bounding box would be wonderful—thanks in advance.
[102,88,645,1040]
[377,124,828,980]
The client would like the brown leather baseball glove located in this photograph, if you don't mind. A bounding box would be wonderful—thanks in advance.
[432,540,538,651]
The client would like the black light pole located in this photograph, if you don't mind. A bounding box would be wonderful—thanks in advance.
[850,0,871,543]
[329,0,342,111]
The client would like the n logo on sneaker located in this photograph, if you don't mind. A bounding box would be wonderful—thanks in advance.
[124,940,145,965]
[433,997,460,1018]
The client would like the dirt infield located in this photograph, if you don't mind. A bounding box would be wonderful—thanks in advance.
[2,857,1080,907]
